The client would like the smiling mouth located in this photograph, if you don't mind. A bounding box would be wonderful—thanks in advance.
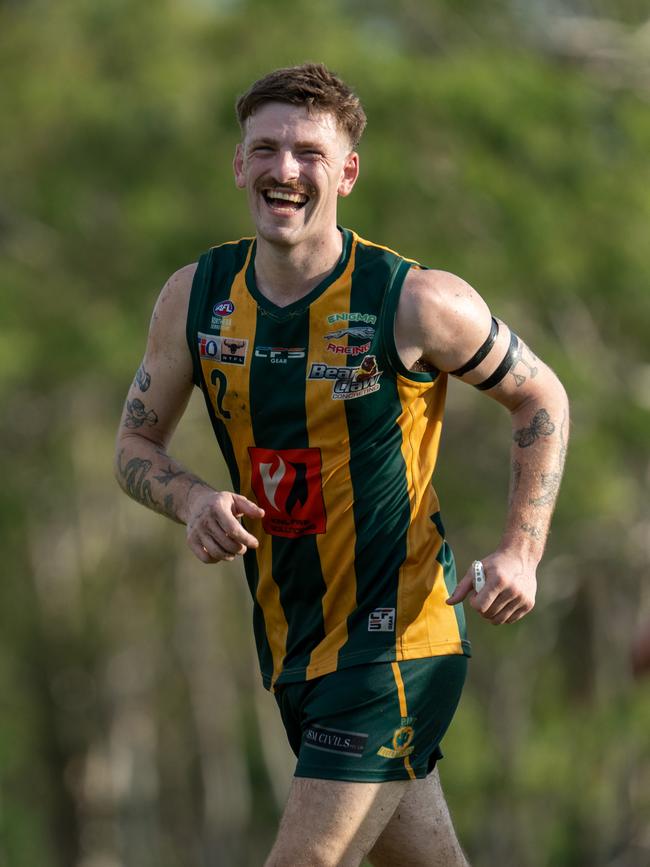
[262,189,310,213]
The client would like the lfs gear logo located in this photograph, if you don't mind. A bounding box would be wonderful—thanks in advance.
[249,447,327,538]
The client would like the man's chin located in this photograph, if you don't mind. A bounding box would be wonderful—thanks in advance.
[256,221,305,247]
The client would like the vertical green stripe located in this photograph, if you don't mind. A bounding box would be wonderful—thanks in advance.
[247,288,327,680]
[340,243,412,660]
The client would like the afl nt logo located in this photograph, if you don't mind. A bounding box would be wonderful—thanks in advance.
[213,300,235,317]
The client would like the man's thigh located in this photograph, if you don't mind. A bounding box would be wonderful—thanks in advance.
[264,770,469,867]
[367,768,469,867]
[264,777,407,867]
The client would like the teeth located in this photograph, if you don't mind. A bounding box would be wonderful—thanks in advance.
[266,190,308,204]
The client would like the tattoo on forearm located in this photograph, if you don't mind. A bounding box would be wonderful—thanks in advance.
[529,409,568,506]
[117,451,157,509]
[124,398,159,429]
[154,465,185,486]
[509,460,522,505]
[117,447,210,523]
[529,472,561,507]
[514,408,555,448]
[558,409,568,471]
[134,363,151,392]
[509,343,539,387]
[153,453,210,494]
[188,476,211,495]
[521,522,541,539]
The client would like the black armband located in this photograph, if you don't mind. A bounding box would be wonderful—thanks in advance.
[475,331,519,391]
[450,316,499,377]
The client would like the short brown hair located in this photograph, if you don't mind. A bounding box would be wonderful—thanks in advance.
[236,63,367,149]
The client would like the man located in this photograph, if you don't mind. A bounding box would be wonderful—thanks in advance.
[115,64,569,866]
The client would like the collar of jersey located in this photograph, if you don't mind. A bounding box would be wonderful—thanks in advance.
[245,227,353,320]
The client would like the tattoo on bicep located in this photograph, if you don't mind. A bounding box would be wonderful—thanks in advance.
[154,465,185,486]
[134,363,151,392]
[124,398,159,429]
[513,409,555,448]
[509,342,539,387]
[521,522,541,539]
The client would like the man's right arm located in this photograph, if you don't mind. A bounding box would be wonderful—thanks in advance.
[114,264,263,563]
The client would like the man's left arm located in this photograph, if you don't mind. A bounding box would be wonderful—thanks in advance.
[447,358,569,624]
[396,268,570,624]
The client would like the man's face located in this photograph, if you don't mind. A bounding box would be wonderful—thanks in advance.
[234,102,359,247]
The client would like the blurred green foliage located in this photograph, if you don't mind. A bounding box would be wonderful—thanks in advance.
[1,1,649,865]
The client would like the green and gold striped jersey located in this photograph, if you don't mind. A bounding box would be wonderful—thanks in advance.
[186,228,470,690]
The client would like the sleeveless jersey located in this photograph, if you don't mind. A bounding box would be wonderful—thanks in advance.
[186,228,470,690]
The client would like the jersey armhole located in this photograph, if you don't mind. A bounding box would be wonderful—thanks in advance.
[378,260,441,383]
[185,250,212,386]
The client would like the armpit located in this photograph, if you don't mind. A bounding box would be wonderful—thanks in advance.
[410,357,437,373]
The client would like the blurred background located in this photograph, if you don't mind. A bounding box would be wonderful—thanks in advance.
[1,0,649,865]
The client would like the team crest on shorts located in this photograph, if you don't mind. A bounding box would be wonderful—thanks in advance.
[377,716,416,759]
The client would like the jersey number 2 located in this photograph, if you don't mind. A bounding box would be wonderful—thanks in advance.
[210,368,231,420]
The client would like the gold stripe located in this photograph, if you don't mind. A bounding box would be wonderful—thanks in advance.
[391,661,408,717]
[207,245,289,687]
[390,662,417,780]
[394,375,465,657]
[305,242,359,679]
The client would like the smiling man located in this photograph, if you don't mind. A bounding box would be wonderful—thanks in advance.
[115,64,569,866]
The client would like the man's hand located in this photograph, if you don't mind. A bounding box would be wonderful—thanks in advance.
[186,489,265,564]
[446,551,537,625]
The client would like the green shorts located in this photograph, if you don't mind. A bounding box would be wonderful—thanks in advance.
[274,655,467,783]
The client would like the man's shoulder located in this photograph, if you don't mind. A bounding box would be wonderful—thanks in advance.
[168,261,199,288]
[396,266,492,372]
[158,262,199,312]
[401,267,477,316]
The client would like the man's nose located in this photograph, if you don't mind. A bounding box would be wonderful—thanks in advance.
[273,148,300,182]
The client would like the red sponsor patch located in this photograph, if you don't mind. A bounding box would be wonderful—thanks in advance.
[249,447,326,538]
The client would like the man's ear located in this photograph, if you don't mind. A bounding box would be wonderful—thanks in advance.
[338,151,360,197]
[233,143,246,189]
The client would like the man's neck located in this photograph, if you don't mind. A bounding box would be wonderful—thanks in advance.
[254,228,344,308]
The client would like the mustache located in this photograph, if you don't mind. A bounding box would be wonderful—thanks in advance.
[254,177,315,198]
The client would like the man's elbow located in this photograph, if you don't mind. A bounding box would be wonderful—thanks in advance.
[508,365,569,417]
